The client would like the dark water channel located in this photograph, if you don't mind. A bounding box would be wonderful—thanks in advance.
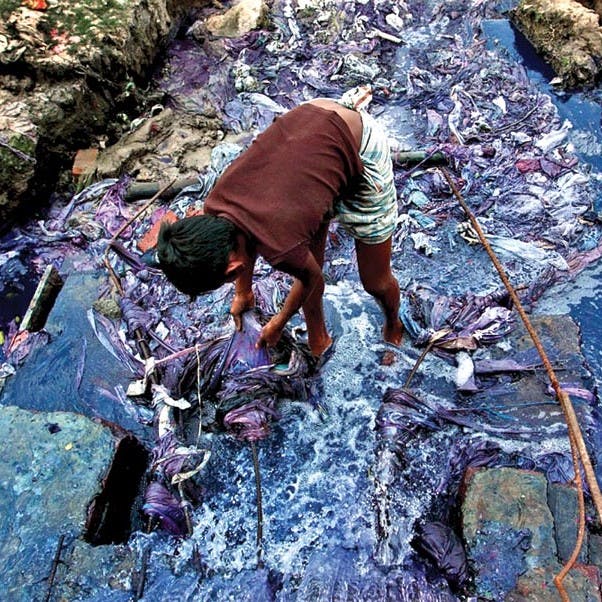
[482,19,602,172]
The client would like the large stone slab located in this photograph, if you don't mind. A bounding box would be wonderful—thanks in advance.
[462,468,556,570]
[0,405,138,601]
[55,539,137,601]
[462,467,601,600]
[548,482,589,564]
[507,563,601,601]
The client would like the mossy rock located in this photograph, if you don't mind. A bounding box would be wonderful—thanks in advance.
[512,0,602,88]
[0,132,36,214]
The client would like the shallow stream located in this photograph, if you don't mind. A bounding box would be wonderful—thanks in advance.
[1,1,602,600]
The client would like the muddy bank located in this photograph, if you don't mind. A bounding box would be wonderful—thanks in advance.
[512,0,602,88]
[0,0,204,229]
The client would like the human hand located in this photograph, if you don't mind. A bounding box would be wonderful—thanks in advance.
[257,316,284,350]
[230,291,255,330]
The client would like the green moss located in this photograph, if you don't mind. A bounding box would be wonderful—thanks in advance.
[0,133,36,187]
[0,0,20,22]
[1,0,130,52]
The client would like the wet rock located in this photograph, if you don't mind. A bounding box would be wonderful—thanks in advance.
[548,482,588,564]
[93,296,122,321]
[462,468,556,598]
[0,0,201,228]
[512,0,602,88]
[93,107,241,184]
[55,539,136,601]
[461,467,602,600]
[506,563,601,601]
[0,405,138,601]
[205,0,269,38]
[0,269,152,441]
[589,532,602,566]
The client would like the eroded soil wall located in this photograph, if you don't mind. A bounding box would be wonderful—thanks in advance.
[513,0,602,88]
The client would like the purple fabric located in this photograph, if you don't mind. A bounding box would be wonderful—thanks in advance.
[142,481,188,536]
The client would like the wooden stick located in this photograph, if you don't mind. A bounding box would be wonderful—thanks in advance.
[133,547,150,601]
[251,441,264,569]
[44,534,65,602]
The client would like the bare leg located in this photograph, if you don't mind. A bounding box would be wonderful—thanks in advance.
[301,222,332,356]
[355,237,403,345]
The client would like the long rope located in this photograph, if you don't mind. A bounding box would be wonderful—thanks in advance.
[554,430,586,602]
[441,167,602,597]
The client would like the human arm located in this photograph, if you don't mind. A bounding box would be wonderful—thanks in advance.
[256,251,325,350]
[230,249,257,330]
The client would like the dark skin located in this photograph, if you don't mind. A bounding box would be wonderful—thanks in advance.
[224,99,403,356]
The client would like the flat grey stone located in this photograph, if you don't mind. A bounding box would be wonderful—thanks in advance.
[548,482,588,564]
[0,405,123,600]
[462,467,556,598]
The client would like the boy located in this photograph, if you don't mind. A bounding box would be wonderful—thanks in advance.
[157,96,403,357]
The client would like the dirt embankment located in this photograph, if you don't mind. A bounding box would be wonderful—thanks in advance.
[512,0,602,88]
[0,0,203,230]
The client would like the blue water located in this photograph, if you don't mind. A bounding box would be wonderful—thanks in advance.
[482,20,602,174]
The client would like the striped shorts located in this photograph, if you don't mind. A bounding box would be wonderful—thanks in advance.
[335,93,398,245]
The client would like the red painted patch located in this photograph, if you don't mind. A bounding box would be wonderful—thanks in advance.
[137,210,178,253]
[22,0,47,9]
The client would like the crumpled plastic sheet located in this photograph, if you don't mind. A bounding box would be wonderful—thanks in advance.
[140,310,317,532]
[412,521,468,591]
[175,311,317,440]
[142,429,208,536]
[377,387,550,448]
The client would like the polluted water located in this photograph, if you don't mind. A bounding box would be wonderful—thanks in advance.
[1,0,602,600]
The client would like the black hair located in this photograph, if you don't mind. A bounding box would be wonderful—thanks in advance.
[156,215,238,297]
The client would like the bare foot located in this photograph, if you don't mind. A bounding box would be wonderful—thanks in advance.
[309,334,333,358]
[383,319,404,346]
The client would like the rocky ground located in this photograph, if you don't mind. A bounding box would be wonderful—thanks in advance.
[1,0,602,600]
[0,0,204,227]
